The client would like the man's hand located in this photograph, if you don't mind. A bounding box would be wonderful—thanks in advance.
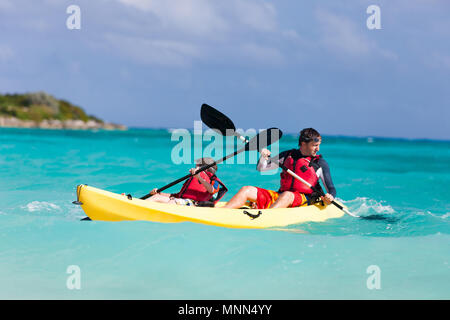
[189,167,200,179]
[149,188,158,195]
[260,148,271,160]
[321,193,334,205]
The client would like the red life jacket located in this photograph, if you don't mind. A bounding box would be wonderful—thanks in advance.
[279,150,321,194]
[174,171,227,203]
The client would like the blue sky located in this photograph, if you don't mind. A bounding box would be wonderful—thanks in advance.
[0,0,449,139]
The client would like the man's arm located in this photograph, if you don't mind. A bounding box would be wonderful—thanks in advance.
[317,158,336,198]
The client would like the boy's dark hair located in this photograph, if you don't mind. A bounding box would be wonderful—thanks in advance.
[298,128,321,146]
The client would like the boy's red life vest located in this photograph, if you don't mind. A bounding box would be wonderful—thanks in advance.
[279,150,321,194]
[173,171,227,203]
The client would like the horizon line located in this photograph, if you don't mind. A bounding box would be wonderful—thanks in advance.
[126,125,450,143]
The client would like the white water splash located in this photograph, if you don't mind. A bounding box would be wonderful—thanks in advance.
[423,211,450,220]
[342,197,395,216]
[22,201,61,213]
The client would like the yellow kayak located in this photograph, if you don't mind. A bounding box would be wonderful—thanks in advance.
[75,185,346,229]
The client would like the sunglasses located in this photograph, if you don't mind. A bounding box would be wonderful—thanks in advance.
[300,136,321,143]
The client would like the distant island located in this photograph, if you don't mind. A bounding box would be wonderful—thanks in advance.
[0,91,126,130]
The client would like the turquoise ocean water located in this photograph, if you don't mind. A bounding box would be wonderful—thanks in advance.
[0,128,449,299]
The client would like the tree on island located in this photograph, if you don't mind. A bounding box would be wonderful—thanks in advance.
[0,91,125,130]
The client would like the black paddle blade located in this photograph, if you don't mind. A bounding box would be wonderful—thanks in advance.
[201,104,236,136]
[360,214,400,223]
[245,128,283,151]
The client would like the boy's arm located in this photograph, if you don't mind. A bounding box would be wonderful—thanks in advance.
[149,188,171,197]
[192,170,219,194]
[197,176,217,194]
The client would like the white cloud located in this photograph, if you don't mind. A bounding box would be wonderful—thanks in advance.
[429,52,450,70]
[68,61,81,75]
[281,29,301,41]
[316,9,397,60]
[104,33,202,66]
[0,0,13,10]
[117,0,229,38]
[232,1,277,32]
[241,43,284,65]
[106,0,288,66]
[0,45,14,62]
[316,9,371,56]
[116,0,281,38]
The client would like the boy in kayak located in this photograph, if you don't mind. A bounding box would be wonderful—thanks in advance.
[224,128,336,209]
[147,157,227,206]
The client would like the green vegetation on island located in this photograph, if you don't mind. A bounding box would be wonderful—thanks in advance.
[0,91,102,122]
[0,91,126,130]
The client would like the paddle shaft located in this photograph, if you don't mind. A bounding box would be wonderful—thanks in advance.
[276,160,334,203]
[140,146,246,200]
[267,156,356,216]
[256,164,359,217]
[234,132,248,143]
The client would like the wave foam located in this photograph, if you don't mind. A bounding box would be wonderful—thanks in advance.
[342,197,395,216]
[22,201,61,213]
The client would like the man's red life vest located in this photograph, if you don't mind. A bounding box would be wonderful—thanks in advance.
[279,150,321,194]
[173,171,226,202]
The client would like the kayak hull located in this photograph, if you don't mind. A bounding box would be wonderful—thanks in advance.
[76,185,346,229]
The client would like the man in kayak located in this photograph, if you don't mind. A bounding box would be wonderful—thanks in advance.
[224,128,336,209]
[147,157,227,206]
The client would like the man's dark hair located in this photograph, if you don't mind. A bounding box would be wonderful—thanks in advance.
[299,128,321,145]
